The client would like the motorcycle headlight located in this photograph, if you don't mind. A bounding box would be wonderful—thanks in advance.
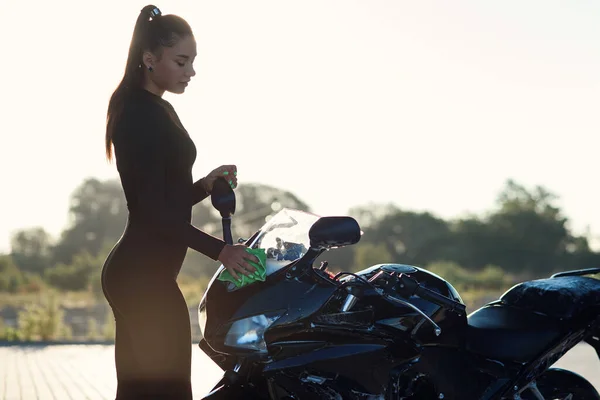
[224,311,284,353]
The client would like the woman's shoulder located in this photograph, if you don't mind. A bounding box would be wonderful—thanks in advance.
[121,88,169,119]
[113,92,169,145]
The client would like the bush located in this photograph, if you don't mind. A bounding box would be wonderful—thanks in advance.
[15,292,72,341]
[0,256,47,294]
[426,261,514,292]
[0,255,23,293]
[86,317,102,341]
[0,323,22,341]
[102,308,115,341]
[44,251,100,291]
[18,273,46,293]
[352,243,393,271]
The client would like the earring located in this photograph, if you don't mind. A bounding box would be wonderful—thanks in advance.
[148,66,153,72]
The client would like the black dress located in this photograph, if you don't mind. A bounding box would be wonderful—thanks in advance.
[101,87,226,399]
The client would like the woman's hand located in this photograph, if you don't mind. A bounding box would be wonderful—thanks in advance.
[202,165,237,193]
[217,244,258,281]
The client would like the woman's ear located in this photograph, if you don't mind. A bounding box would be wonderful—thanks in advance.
[142,51,156,70]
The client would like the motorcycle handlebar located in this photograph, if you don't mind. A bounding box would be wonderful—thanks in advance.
[413,285,466,314]
[222,217,233,245]
[335,271,467,315]
[396,273,466,314]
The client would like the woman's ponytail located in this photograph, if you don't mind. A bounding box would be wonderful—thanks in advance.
[105,5,162,161]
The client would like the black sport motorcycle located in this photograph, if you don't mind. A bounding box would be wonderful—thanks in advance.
[198,179,600,399]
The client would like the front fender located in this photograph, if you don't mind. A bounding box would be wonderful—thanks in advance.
[534,368,600,399]
[199,371,264,400]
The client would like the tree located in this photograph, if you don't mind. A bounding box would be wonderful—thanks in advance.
[483,179,569,275]
[51,178,128,264]
[348,204,452,267]
[348,203,399,230]
[10,227,53,274]
[225,182,312,239]
[448,217,495,269]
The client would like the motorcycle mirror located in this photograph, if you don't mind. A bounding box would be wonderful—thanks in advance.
[210,177,236,218]
[309,216,362,250]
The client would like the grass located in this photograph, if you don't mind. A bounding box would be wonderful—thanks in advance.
[178,275,211,306]
[0,276,212,342]
[0,289,100,309]
[0,275,212,309]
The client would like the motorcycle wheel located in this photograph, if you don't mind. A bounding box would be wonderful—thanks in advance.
[521,368,600,400]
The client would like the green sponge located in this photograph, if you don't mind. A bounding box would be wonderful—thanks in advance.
[217,247,267,288]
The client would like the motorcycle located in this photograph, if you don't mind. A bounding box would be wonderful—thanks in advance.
[197,178,600,399]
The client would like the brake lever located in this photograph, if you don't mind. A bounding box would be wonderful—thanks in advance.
[382,292,442,337]
[396,273,466,315]
[368,271,442,336]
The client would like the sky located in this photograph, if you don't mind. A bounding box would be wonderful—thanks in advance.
[1,1,599,253]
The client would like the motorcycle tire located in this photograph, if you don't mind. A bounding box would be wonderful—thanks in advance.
[520,367,600,400]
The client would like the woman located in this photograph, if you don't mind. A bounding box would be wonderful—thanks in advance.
[102,5,258,399]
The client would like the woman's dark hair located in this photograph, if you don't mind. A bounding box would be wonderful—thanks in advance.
[105,5,193,161]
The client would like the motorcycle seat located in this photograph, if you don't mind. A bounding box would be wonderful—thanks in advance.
[499,276,600,319]
[466,304,562,363]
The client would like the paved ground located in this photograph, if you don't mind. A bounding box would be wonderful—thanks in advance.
[0,343,223,400]
[0,342,598,399]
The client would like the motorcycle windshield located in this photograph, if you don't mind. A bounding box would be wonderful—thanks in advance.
[246,208,321,277]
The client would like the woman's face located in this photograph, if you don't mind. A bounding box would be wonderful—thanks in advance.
[144,34,197,95]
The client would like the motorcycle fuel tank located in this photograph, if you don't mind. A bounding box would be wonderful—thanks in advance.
[355,263,463,304]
